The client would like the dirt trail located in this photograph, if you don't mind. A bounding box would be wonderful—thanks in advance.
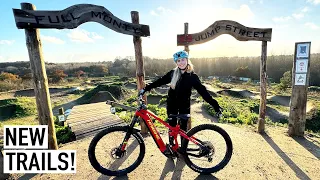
[9,102,319,180]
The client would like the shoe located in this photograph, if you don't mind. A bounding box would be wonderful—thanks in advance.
[169,135,175,146]
[163,144,177,159]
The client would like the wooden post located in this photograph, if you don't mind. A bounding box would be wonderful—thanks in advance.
[288,42,311,136]
[258,41,267,133]
[58,107,65,126]
[131,11,148,134]
[21,3,58,149]
[184,22,192,131]
[184,23,190,54]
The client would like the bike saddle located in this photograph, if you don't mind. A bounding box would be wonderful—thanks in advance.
[168,114,191,121]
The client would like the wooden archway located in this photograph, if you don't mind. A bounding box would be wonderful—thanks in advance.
[12,3,150,149]
[177,20,272,133]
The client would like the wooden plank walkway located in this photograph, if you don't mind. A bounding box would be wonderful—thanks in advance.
[67,102,126,140]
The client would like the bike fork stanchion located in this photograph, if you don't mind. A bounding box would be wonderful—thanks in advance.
[120,116,138,151]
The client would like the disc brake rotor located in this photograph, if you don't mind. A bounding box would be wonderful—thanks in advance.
[110,147,126,159]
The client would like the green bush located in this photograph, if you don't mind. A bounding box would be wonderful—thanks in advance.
[306,106,320,133]
[55,124,75,144]
[203,96,259,125]
[117,111,135,124]
[3,97,37,118]
[277,71,291,91]
[159,97,167,105]
[126,95,137,104]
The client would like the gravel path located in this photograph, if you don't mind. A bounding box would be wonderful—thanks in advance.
[10,103,320,180]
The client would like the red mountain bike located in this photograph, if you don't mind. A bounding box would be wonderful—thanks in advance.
[88,94,233,176]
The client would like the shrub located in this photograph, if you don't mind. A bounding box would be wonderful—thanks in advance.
[203,96,259,125]
[306,106,320,133]
[159,97,167,105]
[277,71,291,91]
[2,97,37,118]
[55,124,75,144]
[0,82,17,92]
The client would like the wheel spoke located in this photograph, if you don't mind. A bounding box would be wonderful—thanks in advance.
[182,124,233,173]
[88,126,145,176]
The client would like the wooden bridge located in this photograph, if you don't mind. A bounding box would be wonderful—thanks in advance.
[67,102,126,140]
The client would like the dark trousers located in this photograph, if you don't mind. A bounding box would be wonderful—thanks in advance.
[167,103,190,132]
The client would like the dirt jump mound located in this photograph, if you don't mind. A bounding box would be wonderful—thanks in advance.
[89,91,117,103]
[124,83,137,90]
[217,89,246,98]
[147,95,165,105]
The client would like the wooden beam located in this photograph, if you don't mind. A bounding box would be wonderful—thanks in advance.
[288,42,311,136]
[258,41,267,133]
[177,20,272,46]
[13,4,150,37]
[21,3,58,150]
[131,11,148,134]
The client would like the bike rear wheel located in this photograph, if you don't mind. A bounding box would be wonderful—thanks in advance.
[181,124,233,174]
[88,126,145,176]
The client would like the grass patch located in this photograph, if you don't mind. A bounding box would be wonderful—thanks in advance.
[0,97,37,119]
[0,115,38,128]
[267,99,290,112]
[0,115,75,144]
[203,96,259,125]
[51,94,83,108]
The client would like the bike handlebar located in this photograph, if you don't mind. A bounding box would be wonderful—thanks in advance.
[137,94,145,105]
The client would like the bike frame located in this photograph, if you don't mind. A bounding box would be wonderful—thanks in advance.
[121,108,201,154]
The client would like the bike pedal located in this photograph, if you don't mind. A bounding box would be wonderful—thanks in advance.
[163,144,177,158]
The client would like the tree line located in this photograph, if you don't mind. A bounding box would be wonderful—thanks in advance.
[1,53,319,86]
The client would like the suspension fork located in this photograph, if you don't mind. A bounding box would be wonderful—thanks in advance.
[119,115,139,151]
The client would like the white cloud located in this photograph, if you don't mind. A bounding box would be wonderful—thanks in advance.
[305,22,319,29]
[238,4,255,18]
[91,32,104,40]
[272,16,291,22]
[274,24,290,29]
[150,10,159,16]
[67,29,104,43]
[150,6,174,16]
[307,0,320,5]
[292,13,304,19]
[301,7,310,12]
[249,0,263,4]
[41,35,65,44]
[273,6,310,22]
[0,40,15,45]
[157,6,174,14]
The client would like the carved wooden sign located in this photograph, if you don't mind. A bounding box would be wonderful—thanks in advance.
[12,4,150,37]
[177,20,272,46]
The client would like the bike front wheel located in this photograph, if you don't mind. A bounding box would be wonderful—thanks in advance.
[181,124,233,174]
[88,126,145,176]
